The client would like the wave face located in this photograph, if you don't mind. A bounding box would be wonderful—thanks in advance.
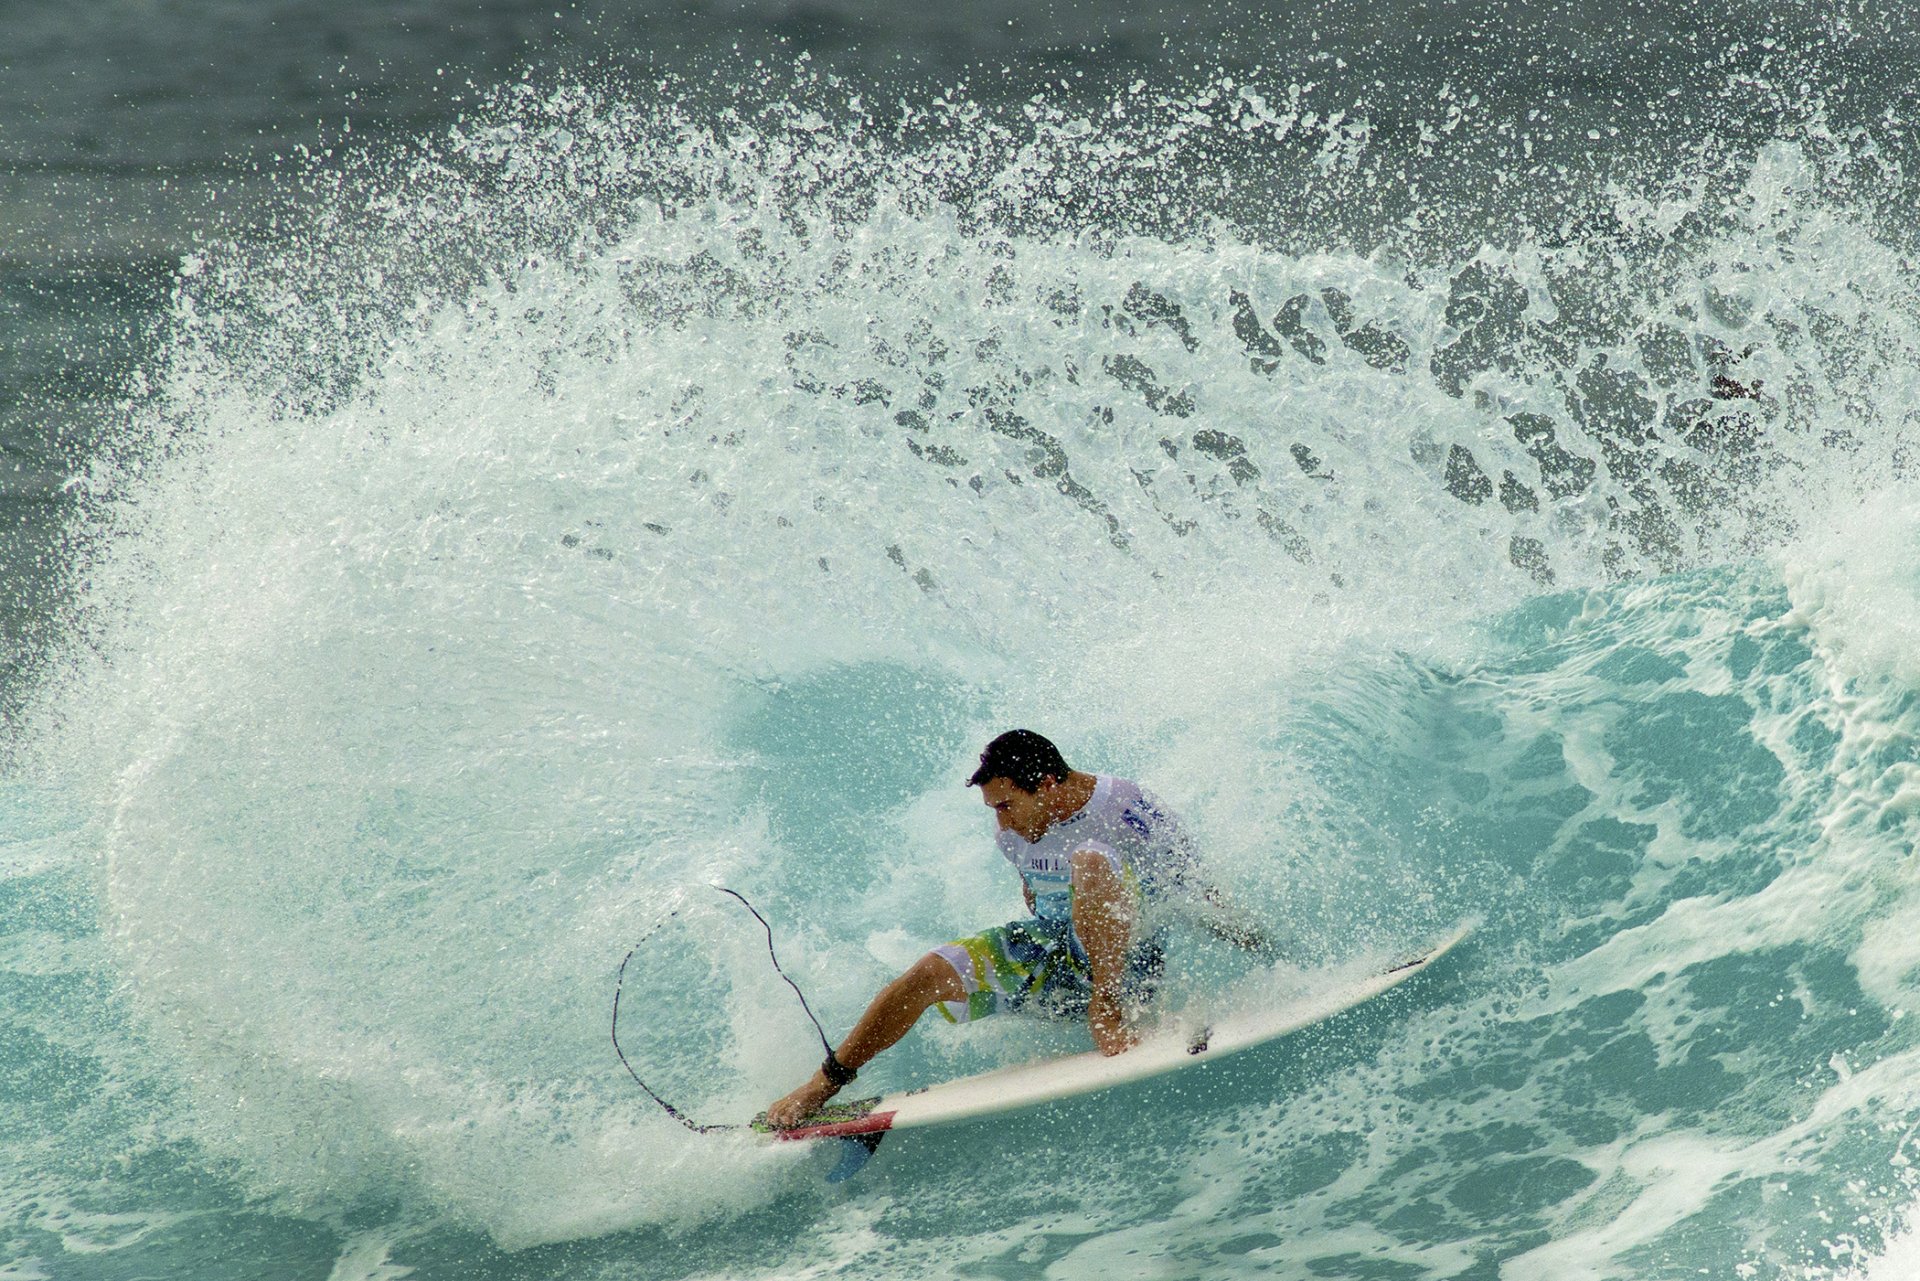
[8,48,1920,1280]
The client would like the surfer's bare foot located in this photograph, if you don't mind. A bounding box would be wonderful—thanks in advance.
[767,1069,839,1129]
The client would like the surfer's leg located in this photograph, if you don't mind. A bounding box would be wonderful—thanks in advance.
[766,952,965,1128]
[839,951,968,1064]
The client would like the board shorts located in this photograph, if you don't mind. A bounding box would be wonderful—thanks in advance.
[932,917,1166,1024]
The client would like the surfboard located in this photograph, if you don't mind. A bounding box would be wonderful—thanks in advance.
[754,922,1472,1159]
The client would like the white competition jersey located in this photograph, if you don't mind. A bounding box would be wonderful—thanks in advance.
[997,775,1197,922]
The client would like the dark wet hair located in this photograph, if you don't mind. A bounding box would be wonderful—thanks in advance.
[967,729,1070,792]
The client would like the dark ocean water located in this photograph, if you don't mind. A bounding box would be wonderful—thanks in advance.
[7,3,1920,1278]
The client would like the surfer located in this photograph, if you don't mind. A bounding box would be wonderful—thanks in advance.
[766,729,1268,1130]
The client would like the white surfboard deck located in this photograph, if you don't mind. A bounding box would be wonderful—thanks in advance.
[761,922,1473,1144]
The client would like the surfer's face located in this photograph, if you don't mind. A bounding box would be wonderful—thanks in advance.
[979,776,1051,842]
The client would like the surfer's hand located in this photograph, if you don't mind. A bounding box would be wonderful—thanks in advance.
[767,1069,838,1129]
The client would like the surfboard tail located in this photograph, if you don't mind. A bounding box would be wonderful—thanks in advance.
[751,1093,893,1140]
[750,1102,896,1183]
[769,1109,897,1142]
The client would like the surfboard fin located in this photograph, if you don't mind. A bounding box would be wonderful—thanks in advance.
[825,1132,885,1183]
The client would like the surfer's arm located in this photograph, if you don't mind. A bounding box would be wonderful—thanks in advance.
[1197,884,1282,959]
[1070,850,1138,1056]
[1149,802,1279,956]
[1023,880,1036,915]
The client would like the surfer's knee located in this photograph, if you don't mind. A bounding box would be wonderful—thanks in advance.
[898,950,965,1008]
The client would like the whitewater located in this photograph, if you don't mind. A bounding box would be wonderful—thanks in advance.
[6,51,1920,1280]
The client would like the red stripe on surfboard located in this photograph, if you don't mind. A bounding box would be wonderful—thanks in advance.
[772,1111,897,1142]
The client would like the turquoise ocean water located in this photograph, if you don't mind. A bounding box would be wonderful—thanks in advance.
[9,9,1920,1277]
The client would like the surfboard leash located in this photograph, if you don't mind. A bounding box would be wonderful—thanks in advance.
[610,926,737,1135]
[709,885,837,1058]
[610,885,835,1134]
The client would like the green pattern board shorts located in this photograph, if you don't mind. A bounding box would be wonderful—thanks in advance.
[932,917,1166,1024]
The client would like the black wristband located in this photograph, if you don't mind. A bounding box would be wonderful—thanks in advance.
[821,1049,858,1087]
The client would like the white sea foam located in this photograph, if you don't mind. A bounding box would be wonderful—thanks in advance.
[1785,492,1920,690]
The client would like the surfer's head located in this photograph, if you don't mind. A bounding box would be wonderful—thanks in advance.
[968,729,1069,792]
[970,730,1073,842]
